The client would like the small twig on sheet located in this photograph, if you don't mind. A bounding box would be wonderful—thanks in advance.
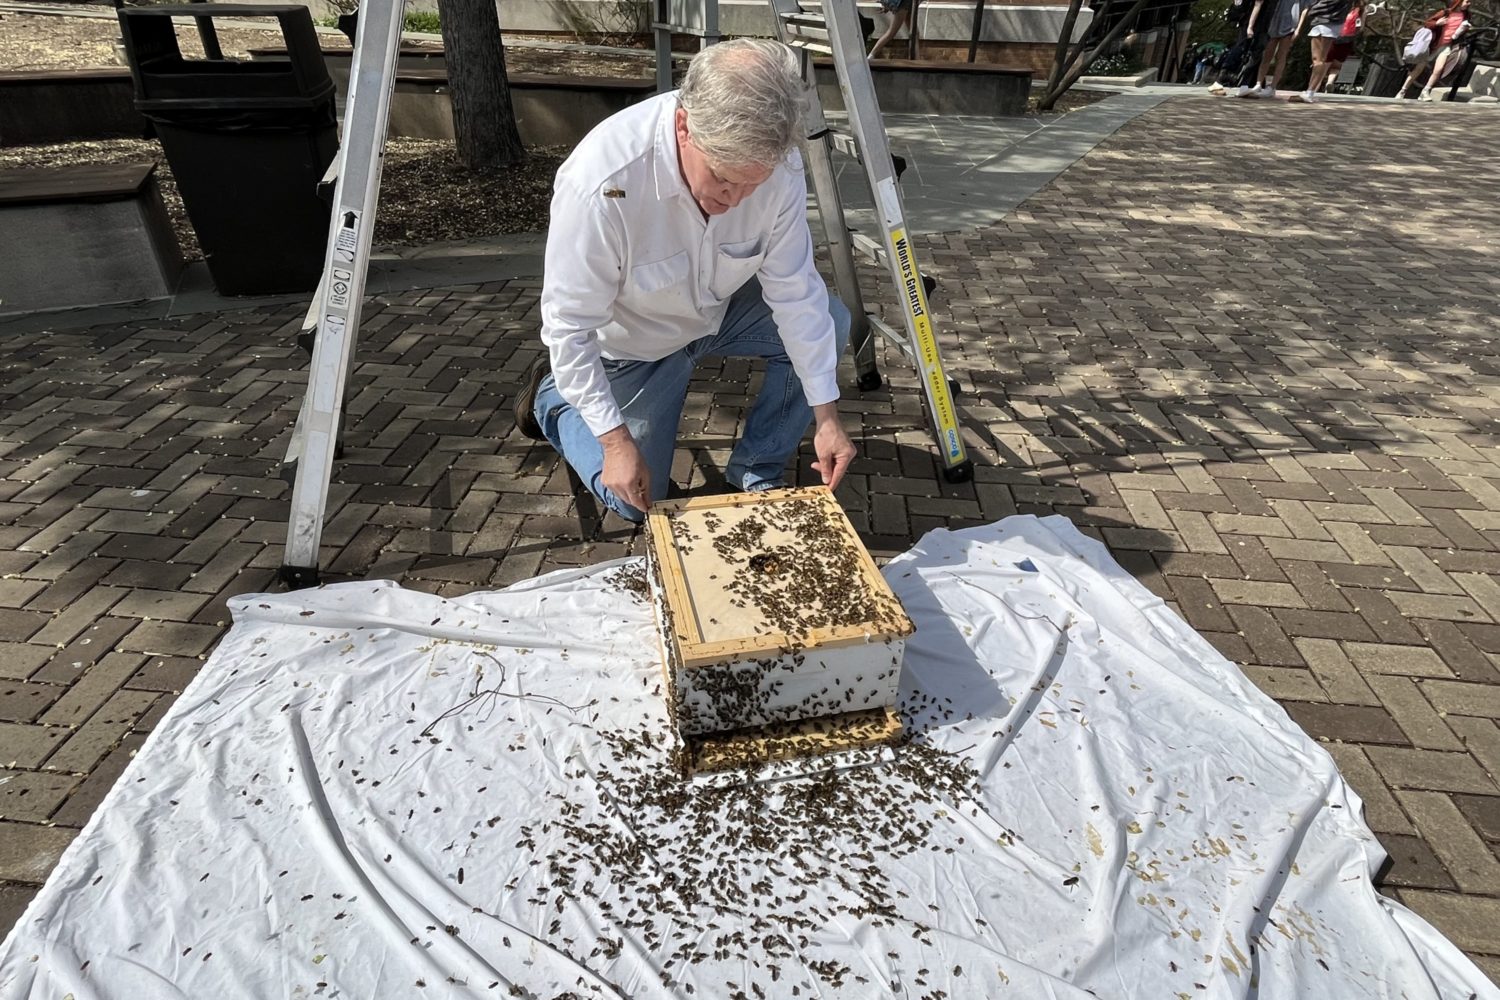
[420,652,595,739]
[951,575,1074,637]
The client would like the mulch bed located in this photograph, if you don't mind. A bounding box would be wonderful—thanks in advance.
[0,137,565,259]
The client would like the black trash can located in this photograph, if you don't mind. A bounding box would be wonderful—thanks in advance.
[118,5,337,296]
[1361,54,1407,98]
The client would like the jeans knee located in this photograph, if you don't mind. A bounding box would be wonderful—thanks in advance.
[828,295,852,355]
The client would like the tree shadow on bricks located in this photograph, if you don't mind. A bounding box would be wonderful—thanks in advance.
[901,99,1500,689]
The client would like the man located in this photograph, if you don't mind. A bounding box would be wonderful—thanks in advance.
[514,39,856,523]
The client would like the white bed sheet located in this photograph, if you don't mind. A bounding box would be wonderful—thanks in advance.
[2,515,1494,999]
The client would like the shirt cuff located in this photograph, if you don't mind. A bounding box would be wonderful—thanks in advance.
[800,372,841,410]
[578,399,626,439]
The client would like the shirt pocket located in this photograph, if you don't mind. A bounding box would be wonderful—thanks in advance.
[630,251,690,295]
[709,238,766,301]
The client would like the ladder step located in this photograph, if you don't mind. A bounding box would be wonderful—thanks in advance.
[867,315,915,361]
[827,129,861,161]
[780,10,827,29]
[779,13,832,48]
[823,128,907,181]
[849,232,938,298]
[785,36,833,56]
[851,230,886,266]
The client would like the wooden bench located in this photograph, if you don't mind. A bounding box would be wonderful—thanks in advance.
[0,162,183,315]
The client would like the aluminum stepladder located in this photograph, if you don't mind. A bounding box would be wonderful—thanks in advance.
[653,0,719,93]
[771,0,973,484]
[280,0,405,587]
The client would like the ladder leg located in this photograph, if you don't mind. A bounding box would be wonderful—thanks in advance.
[280,0,407,587]
[793,48,881,392]
[802,130,880,392]
[817,0,973,483]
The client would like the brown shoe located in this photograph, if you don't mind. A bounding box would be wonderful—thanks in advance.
[514,353,549,441]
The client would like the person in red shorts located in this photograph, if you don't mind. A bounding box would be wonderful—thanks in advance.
[1322,0,1364,91]
[1292,0,1355,101]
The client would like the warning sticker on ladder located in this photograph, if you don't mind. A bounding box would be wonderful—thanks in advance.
[329,268,352,310]
[333,212,360,264]
[889,226,964,463]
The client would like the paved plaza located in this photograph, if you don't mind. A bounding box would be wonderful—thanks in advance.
[2,95,1500,979]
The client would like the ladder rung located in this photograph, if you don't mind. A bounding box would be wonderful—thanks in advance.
[851,230,886,266]
[849,233,938,299]
[827,129,861,161]
[780,11,827,29]
[868,315,915,361]
[823,129,907,181]
[785,36,833,56]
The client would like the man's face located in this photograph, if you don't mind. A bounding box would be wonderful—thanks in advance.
[674,108,776,217]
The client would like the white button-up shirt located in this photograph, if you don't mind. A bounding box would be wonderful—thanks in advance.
[540,91,839,438]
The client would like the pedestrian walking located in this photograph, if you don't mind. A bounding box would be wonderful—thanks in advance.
[1290,0,1355,101]
[1397,0,1472,98]
[869,0,919,60]
[1244,0,1306,97]
[1321,0,1364,91]
[1206,0,1275,95]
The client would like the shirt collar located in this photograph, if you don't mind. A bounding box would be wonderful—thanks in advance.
[654,92,689,203]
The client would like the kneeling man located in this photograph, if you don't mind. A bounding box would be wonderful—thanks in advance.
[516,38,856,521]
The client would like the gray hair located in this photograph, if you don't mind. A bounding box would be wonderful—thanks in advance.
[678,39,805,168]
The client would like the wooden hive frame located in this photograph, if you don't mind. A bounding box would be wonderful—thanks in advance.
[645,486,914,772]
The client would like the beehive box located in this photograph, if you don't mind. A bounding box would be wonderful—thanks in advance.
[645,486,914,737]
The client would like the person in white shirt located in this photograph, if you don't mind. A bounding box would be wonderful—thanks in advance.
[514,39,856,523]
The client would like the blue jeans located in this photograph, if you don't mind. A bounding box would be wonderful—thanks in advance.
[534,278,852,523]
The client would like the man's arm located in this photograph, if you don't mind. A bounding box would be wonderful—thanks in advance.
[540,179,653,511]
[811,402,857,491]
[756,167,857,492]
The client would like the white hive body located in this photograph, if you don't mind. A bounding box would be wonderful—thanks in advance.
[645,487,914,737]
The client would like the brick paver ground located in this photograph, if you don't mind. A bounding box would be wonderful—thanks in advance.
[2,98,1499,981]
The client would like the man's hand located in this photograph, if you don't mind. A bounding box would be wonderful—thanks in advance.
[599,426,652,514]
[810,402,857,492]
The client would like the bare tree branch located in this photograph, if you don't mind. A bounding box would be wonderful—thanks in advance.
[1038,0,1152,110]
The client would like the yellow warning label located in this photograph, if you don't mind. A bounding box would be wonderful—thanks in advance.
[889,227,965,463]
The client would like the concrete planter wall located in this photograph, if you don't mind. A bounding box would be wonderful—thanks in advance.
[247,49,655,144]
[0,163,183,315]
[389,73,654,144]
[1469,61,1500,100]
[0,70,148,147]
[1076,66,1158,88]
[813,58,1033,115]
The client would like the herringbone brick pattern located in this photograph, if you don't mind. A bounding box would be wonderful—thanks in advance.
[1,99,1498,980]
